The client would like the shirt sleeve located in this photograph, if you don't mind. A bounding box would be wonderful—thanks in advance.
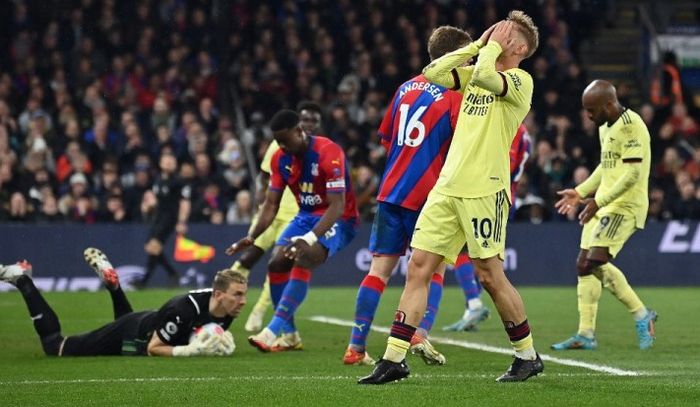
[500,68,534,108]
[321,144,347,193]
[154,301,194,346]
[268,150,286,192]
[422,41,482,93]
[619,122,646,161]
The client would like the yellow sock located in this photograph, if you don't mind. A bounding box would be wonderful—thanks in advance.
[598,263,645,315]
[384,337,410,363]
[577,274,602,337]
[253,276,272,312]
[512,333,536,360]
[230,261,250,279]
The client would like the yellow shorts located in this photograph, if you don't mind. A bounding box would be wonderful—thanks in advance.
[411,189,509,264]
[248,214,294,252]
[580,208,638,258]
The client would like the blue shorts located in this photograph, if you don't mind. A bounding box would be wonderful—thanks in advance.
[368,201,420,256]
[276,213,357,258]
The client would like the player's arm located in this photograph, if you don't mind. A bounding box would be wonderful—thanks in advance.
[248,188,282,239]
[422,42,481,92]
[254,171,270,209]
[147,333,177,357]
[574,165,603,198]
[593,161,641,207]
[313,191,345,237]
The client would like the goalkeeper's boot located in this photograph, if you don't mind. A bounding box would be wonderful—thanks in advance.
[496,353,544,382]
[409,334,446,365]
[270,331,303,352]
[357,358,410,385]
[550,334,598,350]
[83,247,119,290]
[636,309,658,350]
[343,348,376,366]
[248,328,276,352]
[443,307,491,331]
[244,306,266,332]
[0,260,32,285]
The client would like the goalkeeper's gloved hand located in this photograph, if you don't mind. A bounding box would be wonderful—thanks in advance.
[217,331,236,356]
[172,332,218,357]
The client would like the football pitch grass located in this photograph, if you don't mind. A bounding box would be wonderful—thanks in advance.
[1,286,699,406]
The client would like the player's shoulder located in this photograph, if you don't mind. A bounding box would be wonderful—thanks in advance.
[314,136,343,153]
[617,108,650,136]
[162,289,211,316]
[503,68,533,90]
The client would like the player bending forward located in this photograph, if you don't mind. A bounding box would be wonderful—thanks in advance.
[0,248,244,357]
[227,109,358,352]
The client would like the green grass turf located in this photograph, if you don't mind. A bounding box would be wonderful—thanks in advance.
[1,286,699,406]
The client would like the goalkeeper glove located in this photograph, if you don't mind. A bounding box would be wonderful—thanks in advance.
[172,333,219,357]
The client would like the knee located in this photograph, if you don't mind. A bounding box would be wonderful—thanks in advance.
[41,333,63,356]
[268,256,290,274]
[406,257,434,286]
[576,257,606,276]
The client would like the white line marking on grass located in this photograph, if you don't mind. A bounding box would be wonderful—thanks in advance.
[0,372,615,386]
[310,315,643,377]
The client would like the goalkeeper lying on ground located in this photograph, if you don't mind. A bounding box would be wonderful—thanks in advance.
[0,248,246,357]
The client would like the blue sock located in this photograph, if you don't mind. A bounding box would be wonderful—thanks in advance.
[268,271,295,333]
[267,267,311,335]
[455,253,481,304]
[349,275,386,351]
[419,273,444,332]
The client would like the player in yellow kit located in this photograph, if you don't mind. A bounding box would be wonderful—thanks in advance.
[231,103,322,334]
[552,80,657,351]
[359,12,542,384]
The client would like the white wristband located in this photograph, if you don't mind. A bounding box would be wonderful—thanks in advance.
[300,231,318,246]
[172,345,192,357]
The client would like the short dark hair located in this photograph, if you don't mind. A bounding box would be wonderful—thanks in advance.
[297,101,323,116]
[269,109,300,132]
[427,26,472,61]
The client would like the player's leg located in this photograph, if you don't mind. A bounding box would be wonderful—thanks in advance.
[345,202,406,365]
[410,263,447,365]
[84,247,133,319]
[444,252,491,331]
[0,261,65,356]
[140,219,179,288]
[60,313,144,356]
[360,191,462,384]
[235,216,282,332]
[464,190,542,382]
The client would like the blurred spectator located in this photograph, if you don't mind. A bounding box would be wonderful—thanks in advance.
[227,190,253,225]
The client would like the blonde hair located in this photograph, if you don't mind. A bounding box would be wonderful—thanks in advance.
[213,269,248,291]
[508,10,539,58]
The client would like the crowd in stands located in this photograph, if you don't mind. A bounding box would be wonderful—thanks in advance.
[1,0,699,225]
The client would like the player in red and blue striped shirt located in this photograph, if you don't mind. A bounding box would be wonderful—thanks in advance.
[227,109,358,352]
[445,124,532,332]
[343,26,471,366]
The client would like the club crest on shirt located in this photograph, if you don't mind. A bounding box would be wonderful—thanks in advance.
[311,163,319,176]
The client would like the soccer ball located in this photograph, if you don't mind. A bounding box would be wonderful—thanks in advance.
[189,322,225,343]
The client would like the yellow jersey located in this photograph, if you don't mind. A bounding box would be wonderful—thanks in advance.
[594,109,650,228]
[261,140,298,220]
[430,42,534,202]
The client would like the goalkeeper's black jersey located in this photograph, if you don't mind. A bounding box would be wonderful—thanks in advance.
[126,289,233,355]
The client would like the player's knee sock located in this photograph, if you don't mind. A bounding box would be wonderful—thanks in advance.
[267,267,311,336]
[268,271,289,309]
[455,254,482,315]
[384,312,416,363]
[15,275,64,355]
[418,273,443,333]
[230,261,250,279]
[505,319,536,360]
[576,274,602,338]
[108,286,133,320]
[349,275,386,351]
[597,263,646,319]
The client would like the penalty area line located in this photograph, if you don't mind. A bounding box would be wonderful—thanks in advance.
[309,315,644,377]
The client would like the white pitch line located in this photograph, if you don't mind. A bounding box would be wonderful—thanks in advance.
[0,372,614,386]
[309,315,643,377]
